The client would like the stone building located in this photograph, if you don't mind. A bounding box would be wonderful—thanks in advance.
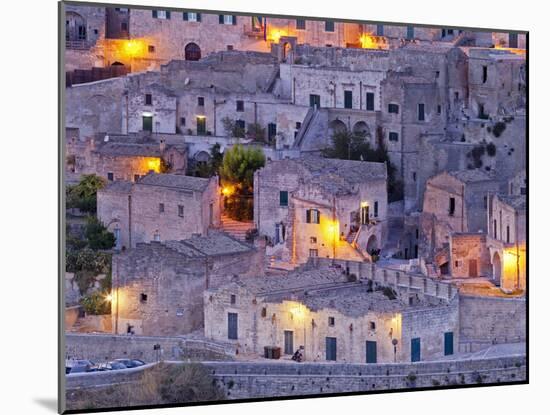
[254,157,388,264]
[204,262,459,363]
[66,132,187,182]
[111,232,266,335]
[97,172,220,250]
[486,194,526,291]
[421,170,500,258]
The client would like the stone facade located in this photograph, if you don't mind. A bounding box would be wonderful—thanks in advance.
[97,172,219,250]
[449,233,491,279]
[205,262,459,364]
[111,232,265,335]
[254,157,387,264]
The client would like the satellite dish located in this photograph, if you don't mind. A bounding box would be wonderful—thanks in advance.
[104,134,109,142]
[184,77,190,85]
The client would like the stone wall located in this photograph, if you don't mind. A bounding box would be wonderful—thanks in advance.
[65,357,526,397]
[450,234,491,278]
[65,333,235,364]
[459,295,526,348]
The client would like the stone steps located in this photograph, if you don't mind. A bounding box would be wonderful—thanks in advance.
[220,214,255,241]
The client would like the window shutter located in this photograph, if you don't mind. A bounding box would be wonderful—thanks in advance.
[219,14,224,24]
[232,15,237,25]
[166,11,171,19]
[197,13,201,22]
[152,10,157,18]
[183,12,188,21]
[306,209,311,223]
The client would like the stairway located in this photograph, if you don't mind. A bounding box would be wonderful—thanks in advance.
[220,214,255,241]
[346,229,358,246]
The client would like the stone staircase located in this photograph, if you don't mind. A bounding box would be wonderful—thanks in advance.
[220,214,255,241]
[346,229,358,246]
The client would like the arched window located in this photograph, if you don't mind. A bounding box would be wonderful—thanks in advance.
[184,43,201,61]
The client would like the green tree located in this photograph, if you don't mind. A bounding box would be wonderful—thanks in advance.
[322,129,403,202]
[66,174,107,213]
[85,216,116,250]
[80,291,111,315]
[222,117,245,138]
[219,144,265,220]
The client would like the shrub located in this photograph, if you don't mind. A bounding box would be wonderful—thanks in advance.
[486,142,497,156]
[382,287,397,300]
[492,121,506,137]
[80,291,111,315]
[85,217,115,250]
[66,174,106,214]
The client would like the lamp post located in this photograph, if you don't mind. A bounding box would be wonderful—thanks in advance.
[392,338,398,363]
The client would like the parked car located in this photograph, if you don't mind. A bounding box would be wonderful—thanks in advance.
[95,361,128,371]
[114,359,146,368]
[65,359,96,374]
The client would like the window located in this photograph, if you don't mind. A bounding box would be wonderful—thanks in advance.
[306,209,320,224]
[145,94,152,106]
[180,117,186,126]
[220,14,236,25]
[376,24,384,36]
[509,33,518,48]
[296,122,302,129]
[454,91,459,100]
[482,65,488,83]
[279,191,288,207]
[369,321,376,330]
[236,100,244,112]
[140,293,148,303]
[325,337,337,361]
[520,187,526,195]
[444,332,454,356]
[227,45,234,51]
[325,20,335,32]
[183,12,200,22]
[374,201,379,218]
[418,103,425,121]
[268,123,277,141]
[148,45,155,53]
[228,312,238,339]
[415,228,419,239]
[197,96,204,106]
[484,196,488,209]
[309,94,321,108]
[196,116,206,135]
[361,205,369,225]
[506,225,510,243]
[389,132,399,142]
[478,103,487,119]
[107,172,114,181]
[152,10,170,19]
[134,174,140,182]
[159,203,164,213]
[153,231,160,242]
[230,294,236,305]
[261,307,267,317]
[413,172,417,182]
[437,105,442,115]
[310,237,317,244]
[344,90,353,109]
[236,120,245,131]
[366,92,375,111]
[178,205,184,218]
[296,19,306,30]
[494,219,497,238]
[388,103,399,114]
[406,26,414,40]
[435,70,440,78]
[284,330,294,355]
[309,249,318,258]
[328,316,335,326]
[449,197,456,216]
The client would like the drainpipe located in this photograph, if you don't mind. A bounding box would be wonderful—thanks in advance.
[128,194,132,248]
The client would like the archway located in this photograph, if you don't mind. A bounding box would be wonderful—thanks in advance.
[353,121,371,138]
[492,252,502,283]
[185,42,201,61]
[282,42,292,62]
[366,234,378,255]
[66,11,87,41]
[111,61,124,66]
[329,119,347,137]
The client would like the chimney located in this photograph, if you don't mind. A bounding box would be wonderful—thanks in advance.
[159,138,166,154]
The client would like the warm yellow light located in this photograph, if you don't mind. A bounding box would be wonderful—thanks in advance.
[105,293,113,302]
[359,33,387,50]
[290,304,306,321]
[196,115,206,119]
[360,201,369,208]
[123,39,147,57]
[146,158,161,173]
[222,186,234,197]
[268,28,287,43]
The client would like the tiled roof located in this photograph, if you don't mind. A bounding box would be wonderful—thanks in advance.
[101,180,133,194]
[95,142,162,157]
[448,169,492,183]
[137,173,211,192]
[499,194,527,211]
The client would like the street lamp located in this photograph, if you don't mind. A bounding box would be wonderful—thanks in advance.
[392,338,398,363]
